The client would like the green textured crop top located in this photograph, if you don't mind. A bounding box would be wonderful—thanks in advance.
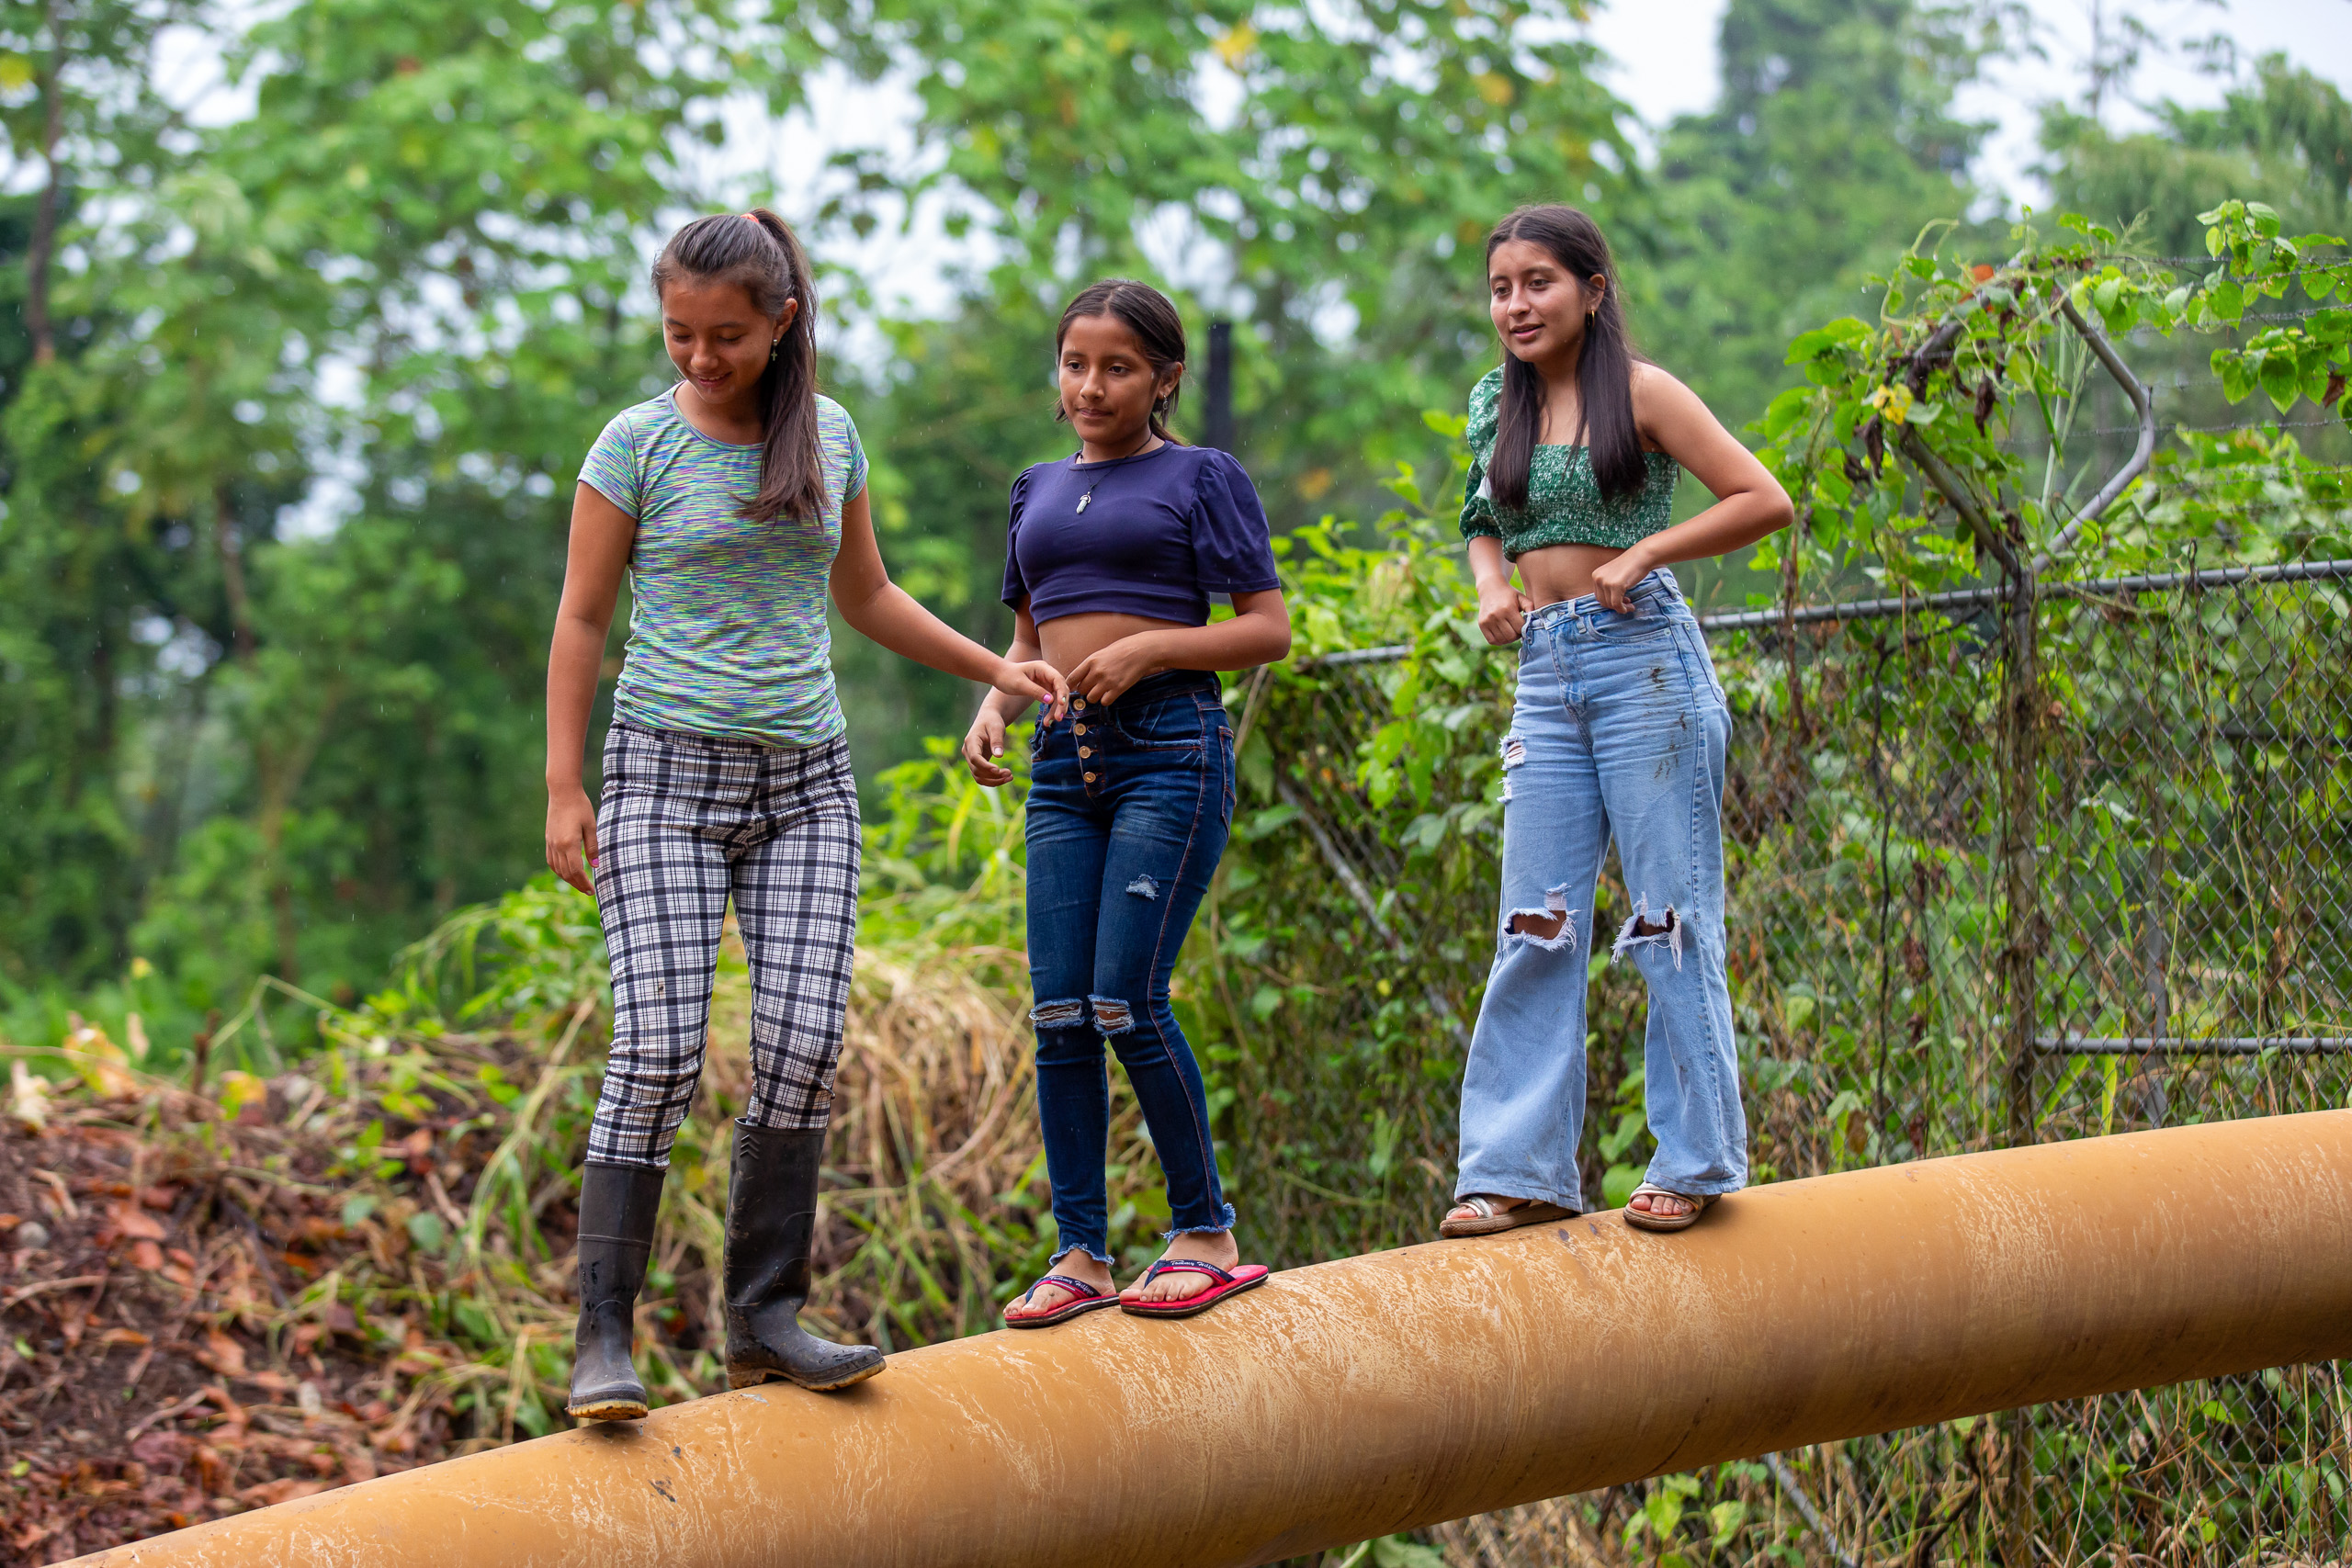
[1458,367,1679,558]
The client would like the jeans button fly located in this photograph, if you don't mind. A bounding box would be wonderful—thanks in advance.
[1083,772,1097,782]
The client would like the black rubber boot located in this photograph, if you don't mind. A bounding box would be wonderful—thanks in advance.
[566,1162,665,1421]
[724,1121,885,1393]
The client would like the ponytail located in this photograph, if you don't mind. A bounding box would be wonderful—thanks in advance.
[651,208,826,524]
[1485,204,1645,506]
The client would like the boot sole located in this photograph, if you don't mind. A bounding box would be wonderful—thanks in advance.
[728,1357,885,1394]
[567,1394,650,1422]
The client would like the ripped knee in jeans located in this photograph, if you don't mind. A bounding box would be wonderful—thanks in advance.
[1087,995,1137,1035]
[1503,886,1578,952]
[1610,895,1685,970]
[1030,997,1089,1031]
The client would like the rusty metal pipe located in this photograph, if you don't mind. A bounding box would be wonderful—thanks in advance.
[70,1113,2352,1568]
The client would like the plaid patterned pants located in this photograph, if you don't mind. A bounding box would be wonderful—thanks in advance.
[586,720,861,1168]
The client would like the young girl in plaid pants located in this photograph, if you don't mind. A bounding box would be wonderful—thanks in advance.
[545,209,1065,1420]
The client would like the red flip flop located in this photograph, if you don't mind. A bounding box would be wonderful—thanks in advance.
[1118,1258,1270,1319]
[1003,1273,1118,1329]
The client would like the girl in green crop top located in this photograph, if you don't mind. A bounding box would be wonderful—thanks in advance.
[1454,206,1789,617]
[1441,204,1792,1245]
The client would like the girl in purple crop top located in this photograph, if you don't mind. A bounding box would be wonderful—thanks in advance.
[961,279,1292,1325]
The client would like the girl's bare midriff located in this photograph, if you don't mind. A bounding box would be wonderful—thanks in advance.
[1515,542,1632,610]
[1036,610,1193,675]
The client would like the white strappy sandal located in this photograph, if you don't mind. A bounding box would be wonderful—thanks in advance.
[1623,1183,1716,1233]
[1440,1194,1577,1238]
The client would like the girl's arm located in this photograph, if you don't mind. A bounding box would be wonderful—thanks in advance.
[546,483,637,895]
[959,603,1047,787]
[1064,590,1292,705]
[1467,535,1534,646]
[1588,365,1795,613]
[831,489,1070,713]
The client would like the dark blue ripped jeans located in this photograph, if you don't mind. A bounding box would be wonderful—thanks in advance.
[1024,670,1237,1265]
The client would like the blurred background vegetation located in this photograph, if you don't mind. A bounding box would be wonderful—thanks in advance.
[0,0,2346,1105]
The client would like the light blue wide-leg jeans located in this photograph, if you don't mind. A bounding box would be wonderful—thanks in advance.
[1454,569,1747,1212]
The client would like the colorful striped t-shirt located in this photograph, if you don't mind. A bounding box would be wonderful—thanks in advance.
[579,389,867,749]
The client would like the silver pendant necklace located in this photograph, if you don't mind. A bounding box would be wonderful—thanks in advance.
[1075,434,1156,512]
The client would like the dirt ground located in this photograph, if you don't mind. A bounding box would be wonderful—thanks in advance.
[0,1063,568,1564]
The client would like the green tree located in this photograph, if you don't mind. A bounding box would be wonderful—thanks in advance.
[1,0,781,1024]
[0,0,205,984]
[2041,53,2352,260]
[1641,0,2007,431]
[812,0,1640,754]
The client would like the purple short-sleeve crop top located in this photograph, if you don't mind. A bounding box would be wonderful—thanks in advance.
[1001,443,1282,626]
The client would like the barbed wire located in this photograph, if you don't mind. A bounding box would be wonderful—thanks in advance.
[2126,306,2339,337]
[2145,460,2352,475]
[2092,416,2346,435]
[2148,254,2350,270]
[2144,472,2352,491]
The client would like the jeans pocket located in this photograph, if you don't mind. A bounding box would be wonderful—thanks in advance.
[1676,622,1729,707]
[1113,694,1208,750]
[1591,606,1673,644]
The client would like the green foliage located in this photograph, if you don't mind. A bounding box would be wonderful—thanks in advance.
[2196,198,2351,416]
[1642,0,2008,432]
[2042,54,2352,263]
[824,0,1639,509]
[1753,202,2346,600]
[0,0,753,1011]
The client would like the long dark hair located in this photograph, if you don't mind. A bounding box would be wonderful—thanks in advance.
[1486,204,1645,506]
[1054,279,1187,441]
[651,209,826,524]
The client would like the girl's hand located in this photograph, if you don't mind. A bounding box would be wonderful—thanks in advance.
[546,784,599,895]
[1476,579,1532,645]
[1589,549,1652,615]
[962,709,1015,788]
[1066,635,1166,705]
[991,659,1069,720]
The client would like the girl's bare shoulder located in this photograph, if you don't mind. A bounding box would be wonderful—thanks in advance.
[1629,360,1714,440]
[1629,358,1698,406]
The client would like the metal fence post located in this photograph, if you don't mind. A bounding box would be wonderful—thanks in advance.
[2000,557,2041,1151]
[1996,553,2041,1568]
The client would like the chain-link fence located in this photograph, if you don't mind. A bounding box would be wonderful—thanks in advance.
[1246,554,2352,1564]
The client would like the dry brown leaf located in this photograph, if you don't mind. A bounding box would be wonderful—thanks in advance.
[107,1199,167,1242]
[237,1476,328,1507]
[195,1332,248,1379]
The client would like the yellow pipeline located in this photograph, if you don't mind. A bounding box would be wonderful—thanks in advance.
[68,1112,2352,1568]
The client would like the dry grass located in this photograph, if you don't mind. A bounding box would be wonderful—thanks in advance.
[0,887,1172,1561]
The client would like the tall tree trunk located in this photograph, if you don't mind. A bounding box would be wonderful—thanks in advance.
[213,484,258,661]
[26,0,65,366]
[214,484,300,980]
